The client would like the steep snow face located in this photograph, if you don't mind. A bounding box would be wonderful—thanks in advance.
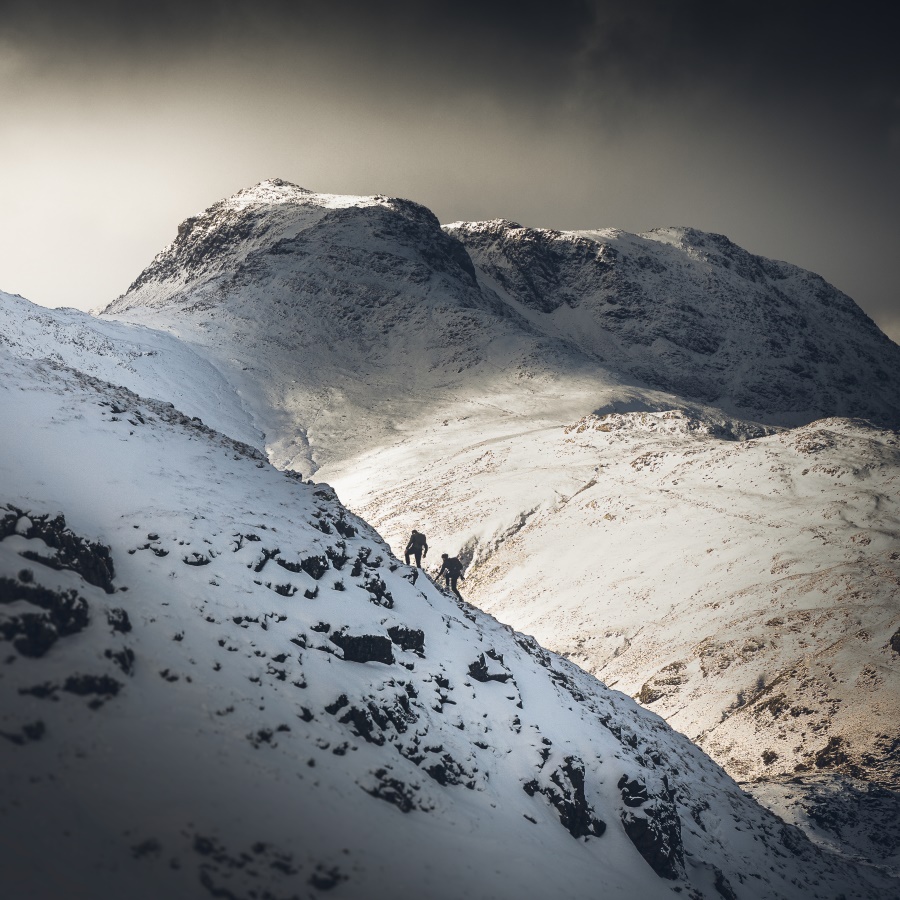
[103,180,614,474]
[448,220,900,427]
[4,351,891,899]
[341,410,900,792]
[0,291,260,449]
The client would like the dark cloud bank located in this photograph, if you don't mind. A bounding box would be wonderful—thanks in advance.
[1,0,898,339]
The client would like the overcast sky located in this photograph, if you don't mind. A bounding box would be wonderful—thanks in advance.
[1,0,898,341]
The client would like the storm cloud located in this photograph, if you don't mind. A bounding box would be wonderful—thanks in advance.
[1,0,898,339]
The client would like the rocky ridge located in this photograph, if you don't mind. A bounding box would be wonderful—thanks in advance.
[448,219,900,426]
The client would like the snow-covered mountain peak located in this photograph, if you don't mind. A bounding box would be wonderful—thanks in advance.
[451,217,900,426]
[226,177,314,206]
[110,181,456,313]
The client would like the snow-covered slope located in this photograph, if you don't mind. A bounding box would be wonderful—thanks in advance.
[0,290,259,448]
[4,348,890,899]
[345,411,900,791]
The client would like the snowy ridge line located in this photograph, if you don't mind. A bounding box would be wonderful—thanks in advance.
[1,347,894,898]
[0,290,263,450]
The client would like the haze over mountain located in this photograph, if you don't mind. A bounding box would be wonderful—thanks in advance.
[2,178,899,895]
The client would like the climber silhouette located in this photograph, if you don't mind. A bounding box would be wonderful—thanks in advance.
[405,529,428,567]
[438,553,464,600]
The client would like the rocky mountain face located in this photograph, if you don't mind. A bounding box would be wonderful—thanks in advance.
[448,219,900,427]
[4,347,891,898]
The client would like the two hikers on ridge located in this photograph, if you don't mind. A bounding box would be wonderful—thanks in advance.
[405,528,465,600]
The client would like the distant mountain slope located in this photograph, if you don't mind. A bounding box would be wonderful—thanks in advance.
[102,179,595,473]
[101,180,900,481]
[351,410,900,786]
[4,348,890,898]
[448,220,900,427]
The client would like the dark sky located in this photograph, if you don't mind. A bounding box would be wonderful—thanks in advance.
[2,1,898,341]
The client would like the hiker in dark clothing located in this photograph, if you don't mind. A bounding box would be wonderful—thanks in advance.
[405,529,428,567]
[438,553,464,599]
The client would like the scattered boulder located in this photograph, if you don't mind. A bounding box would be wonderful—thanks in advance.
[330,631,394,665]
[388,625,425,655]
[468,649,511,683]
[618,774,684,880]
[524,756,606,840]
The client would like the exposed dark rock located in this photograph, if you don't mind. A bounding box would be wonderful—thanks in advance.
[1,720,46,745]
[619,777,650,807]
[350,546,383,578]
[105,647,135,675]
[325,694,349,715]
[468,649,510,683]
[300,554,329,580]
[63,673,123,701]
[247,727,284,748]
[330,631,394,665]
[0,576,90,657]
[333,517,357,539]
[388,625,425,655]
[363,573,393,608]
[2,507,115,592]
[106,607,132,633]
[183,552,211,566]
[363,768,418,813]
[424,753,475,788]
[713,866,738,900]
[815,736,849,769]
[48,670,124,709]
[313,515,332,534]
[308,864,346,891]
[524,756,606,840]
[252,547,280,572]
[618,774,684,879]
[18,681,58,699]
[779,823,806,854]
[889,629,900,655]
[325,541,349,569]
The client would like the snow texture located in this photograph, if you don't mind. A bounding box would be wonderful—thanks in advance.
[0,347,893,898]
